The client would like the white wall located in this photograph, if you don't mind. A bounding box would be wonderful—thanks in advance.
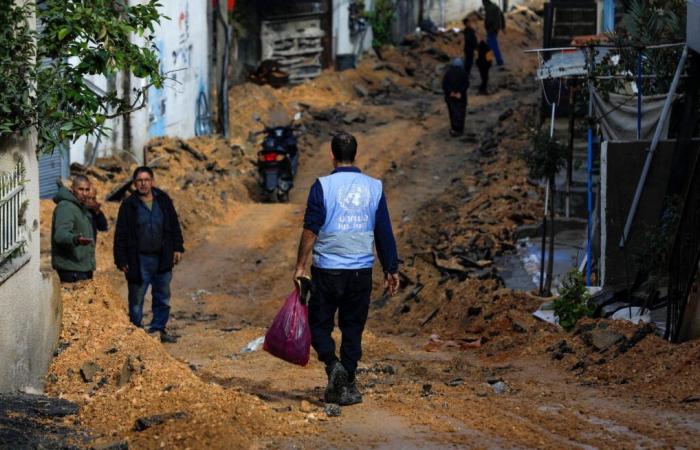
[69,0,210,164]
[131,0,210,159]
[0,134,61,393]
[333,0,374,59]
[425,0,526,27]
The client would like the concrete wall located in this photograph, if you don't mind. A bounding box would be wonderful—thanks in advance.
[0,134,61,393]
[424,0,526,27]
[333,0,373,59]
[68,0,211,164]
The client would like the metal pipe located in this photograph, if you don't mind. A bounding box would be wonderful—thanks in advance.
[586,46,594,285]
[524,42,685,53]
[619,44,689,248]
[637,49,643,140]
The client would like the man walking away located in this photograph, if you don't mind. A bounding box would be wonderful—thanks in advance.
[483,0,506,67]
[463,16,478,78]
[477,40,494,94]
[51,176,96,282]
[442,58,469,137]
[86,185,108,243]
[294,132,400,406]
[114,166,184,343]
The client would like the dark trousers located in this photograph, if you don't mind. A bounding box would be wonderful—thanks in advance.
[464,52,475,78]
[57,270,93,283]
[309,266,372,379]
[127,255,172,332]
[446,97,467,133]
[478,64,490,93]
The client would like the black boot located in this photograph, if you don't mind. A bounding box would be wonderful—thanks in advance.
[324,360,348,404]
[339,381,363,406]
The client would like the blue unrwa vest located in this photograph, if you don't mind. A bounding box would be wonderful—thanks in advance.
[313,171,383,269]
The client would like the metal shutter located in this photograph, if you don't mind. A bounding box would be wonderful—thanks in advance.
[38,150,67,199]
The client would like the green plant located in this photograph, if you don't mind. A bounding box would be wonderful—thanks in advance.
[35,0,165,154]
[521,128,568,181]
[553,270,595,331]
[0,0,165,154]
[0,1,36,136]
[367,0,395,48]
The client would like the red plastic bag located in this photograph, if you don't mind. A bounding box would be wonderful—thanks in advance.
[263,289,311,366]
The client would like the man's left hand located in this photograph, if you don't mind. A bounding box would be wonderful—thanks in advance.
[173,252,183,265]
[385,272,400,296]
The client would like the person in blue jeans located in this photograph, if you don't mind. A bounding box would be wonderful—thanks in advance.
[483,0,506,66]
[114,166,184,343]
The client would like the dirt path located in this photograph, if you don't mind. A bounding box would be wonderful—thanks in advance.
[151,74,700,448]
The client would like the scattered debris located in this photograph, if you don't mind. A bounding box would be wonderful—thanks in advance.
[133,411,187,432]
[80,361,100,383]
[324,404,341,417]
[299,400,314,413]
[241,336,265,354]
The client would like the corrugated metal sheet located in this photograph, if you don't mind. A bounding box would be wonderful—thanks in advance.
[38,151,67,199]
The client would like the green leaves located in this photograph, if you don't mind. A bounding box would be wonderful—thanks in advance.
[553,270,595,332]
[521,129,568,181]
[368,0,395,48]
[0,0,165,154]
[0,1,36,139]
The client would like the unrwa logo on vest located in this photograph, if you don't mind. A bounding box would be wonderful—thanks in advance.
[336,184,370,211]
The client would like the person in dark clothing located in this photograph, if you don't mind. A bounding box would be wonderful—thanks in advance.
[483,0,506,66]
[114,166,184,343]
[86,185,108,243]
[462,16,478,77]
[477,40,494,94]
[51,175,95,283]
[294,132,400,407]
[442,58,469,136]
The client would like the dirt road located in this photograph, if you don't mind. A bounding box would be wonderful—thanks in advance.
[39,11,700,448]
[156,76,700,448]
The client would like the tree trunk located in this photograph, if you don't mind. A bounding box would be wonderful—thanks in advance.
[544,176,556,296]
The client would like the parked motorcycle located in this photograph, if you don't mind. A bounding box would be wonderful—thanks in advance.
[254,111,303,203]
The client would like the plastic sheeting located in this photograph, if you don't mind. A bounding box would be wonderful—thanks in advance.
[593,91,675,142]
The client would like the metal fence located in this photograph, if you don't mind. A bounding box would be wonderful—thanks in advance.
[667,153,700,341]
[0,162,27,266]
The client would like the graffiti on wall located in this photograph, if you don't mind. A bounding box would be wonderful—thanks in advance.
[147,0,209,139]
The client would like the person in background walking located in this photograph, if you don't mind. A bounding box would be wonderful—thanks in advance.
[51,175,96,283]
[442,58,469,136]
[294,132,400,406]
[86,185,108,243]
[483,0,506,67]
[477,39,494,94]
[463,16,478,78]
[114,166,184,343]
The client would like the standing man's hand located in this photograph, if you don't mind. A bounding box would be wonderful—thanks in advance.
[173,252,183,265]
[119,265,129,274]
[75,235,93,246]
[385,272,400,296]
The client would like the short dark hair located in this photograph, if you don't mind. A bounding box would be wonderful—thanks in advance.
[71,174,90,187]
[132,166,154,180]
[331,132,357,163]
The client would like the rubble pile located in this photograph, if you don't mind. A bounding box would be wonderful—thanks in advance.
[46,281,316,448]
[544,318,700,402]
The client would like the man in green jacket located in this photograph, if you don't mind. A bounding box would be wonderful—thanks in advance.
[51,175,96,283]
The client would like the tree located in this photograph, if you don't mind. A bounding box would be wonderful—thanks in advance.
[0,0,165,154]
[521,128,568,296]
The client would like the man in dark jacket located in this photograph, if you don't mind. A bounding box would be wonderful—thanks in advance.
[51,175,96,282]
[462,16,478,77]
[483,0,506,66]
[477,40,494,94]
[442,58,469,136]
[114,166,184,342]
